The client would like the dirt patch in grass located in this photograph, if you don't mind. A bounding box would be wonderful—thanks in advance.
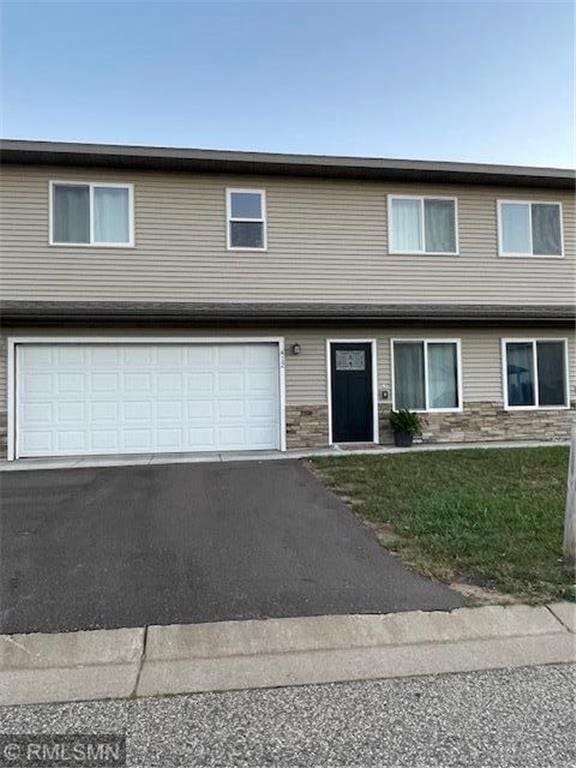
[310,446,575,603]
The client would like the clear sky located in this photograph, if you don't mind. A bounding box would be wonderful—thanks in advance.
[1,1,574,167]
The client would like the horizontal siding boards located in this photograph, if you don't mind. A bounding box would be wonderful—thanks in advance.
[0,166,574,302]
[1,327,574,410]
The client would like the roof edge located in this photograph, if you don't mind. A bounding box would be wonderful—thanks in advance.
[1,301,573,327]
[1,140,574,189]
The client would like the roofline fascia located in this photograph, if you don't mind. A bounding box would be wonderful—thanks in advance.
[1,139,574,189]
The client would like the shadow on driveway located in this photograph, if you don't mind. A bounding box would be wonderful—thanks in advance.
[1,460,464,633]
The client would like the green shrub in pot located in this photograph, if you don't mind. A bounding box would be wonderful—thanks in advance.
[389,409,421,447]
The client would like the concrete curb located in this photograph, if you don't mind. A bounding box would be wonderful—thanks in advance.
[1,604,574,706]
[0,439,567,472]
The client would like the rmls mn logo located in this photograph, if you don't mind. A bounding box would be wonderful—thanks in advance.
[0,734,126,767]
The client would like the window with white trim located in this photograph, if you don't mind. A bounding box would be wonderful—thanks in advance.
[392,340,461,411]
[227,189,266,250]
[498,201,563,257]
[50,182,133,246]
[389,196,458,254]
[504,339,568,409]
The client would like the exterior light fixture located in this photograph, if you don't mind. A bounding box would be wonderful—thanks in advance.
[291,343,302,356]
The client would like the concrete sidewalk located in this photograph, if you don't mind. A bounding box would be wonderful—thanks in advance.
[0,439,566,472]
[1,603,574,706]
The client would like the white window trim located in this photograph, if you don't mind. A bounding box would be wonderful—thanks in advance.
[226,188,267,251]
[390,338,463,413]
[497,200,564,259]
[501,337,570,411]
[6,335,287,461]
[326,339,379,445]
[388,195,459,256]
[49,180,135,248]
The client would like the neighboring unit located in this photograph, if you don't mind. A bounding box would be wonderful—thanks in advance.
[0,140,574,459]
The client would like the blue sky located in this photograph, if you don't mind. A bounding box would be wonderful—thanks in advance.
[1,1,574,166]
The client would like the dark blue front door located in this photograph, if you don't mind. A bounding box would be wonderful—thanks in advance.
[330,342,373,443]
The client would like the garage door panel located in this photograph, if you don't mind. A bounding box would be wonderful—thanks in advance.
[17,342,281,457]
[186,373,214,393]
[188,427,216,449]
[157,372,184,392]
[218,346,245,367]
[23,373,53,396]
[217,372,243,392]
[123,347,153,366]
[90,347,121,367]
[91,402,119,422]
[186,400,213,419]
[156,428,183,450]
[58,402,85,422]
[217,426,246,447]
[57,430,88,452]
[124,373,152,393]
[56,347,87,366]
[217,400,245,418]
[122,429,153,451]
[57,372,86,394]
[21,431,52,454]
[247,425,278,447]
[91,372,119,393]
[91,430,119,452]
[158,401,184,420]
[186,346,215,366]
[123,401,153,421]
[22,402,53,425]
[248,399,276,418]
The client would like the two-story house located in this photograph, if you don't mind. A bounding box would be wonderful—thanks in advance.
[0,140,574,460]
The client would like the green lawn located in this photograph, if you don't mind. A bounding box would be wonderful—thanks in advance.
[312,447,574,602]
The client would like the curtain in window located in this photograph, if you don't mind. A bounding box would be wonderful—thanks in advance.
[391,199,422,252]
[424,200,456,253]
[532,205,562,256]
[428,343,458,408]
[501,203,530,254]
[53,185,90,243]
[94,187,130,243]
[506,342,535,406]
[394,342,425,409]
[537,341,566,406]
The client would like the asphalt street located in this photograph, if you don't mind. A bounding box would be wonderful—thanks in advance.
[0,664,573,767]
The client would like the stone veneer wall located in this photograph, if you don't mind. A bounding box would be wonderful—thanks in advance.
[379,401,574,445]
[286,405,329,449]
[286,400,574,450]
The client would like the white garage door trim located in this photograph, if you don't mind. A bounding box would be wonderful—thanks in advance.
[7,336,287,460]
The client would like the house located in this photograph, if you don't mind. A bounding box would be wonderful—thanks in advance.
[0,139,574,460]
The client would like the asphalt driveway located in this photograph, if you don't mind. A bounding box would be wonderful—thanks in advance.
[0,460,464,634]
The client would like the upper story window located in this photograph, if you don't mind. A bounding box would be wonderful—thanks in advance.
[226,189,267,251]
[50,181,134,247]
[389,195,458,255]
[503,339,569,410]
[498,201,563,258]
[392,339,462,412]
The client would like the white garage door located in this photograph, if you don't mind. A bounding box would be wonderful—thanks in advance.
[16,342,281,458]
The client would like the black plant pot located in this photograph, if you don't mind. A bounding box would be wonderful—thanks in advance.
[393,431,414,447]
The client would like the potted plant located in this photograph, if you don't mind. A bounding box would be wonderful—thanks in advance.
[389,409,421,447]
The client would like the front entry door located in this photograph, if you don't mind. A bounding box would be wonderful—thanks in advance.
[330,342,374,443]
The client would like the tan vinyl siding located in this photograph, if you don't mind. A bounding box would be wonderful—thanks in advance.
[1,326,574,409]
[0,166,574,303]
